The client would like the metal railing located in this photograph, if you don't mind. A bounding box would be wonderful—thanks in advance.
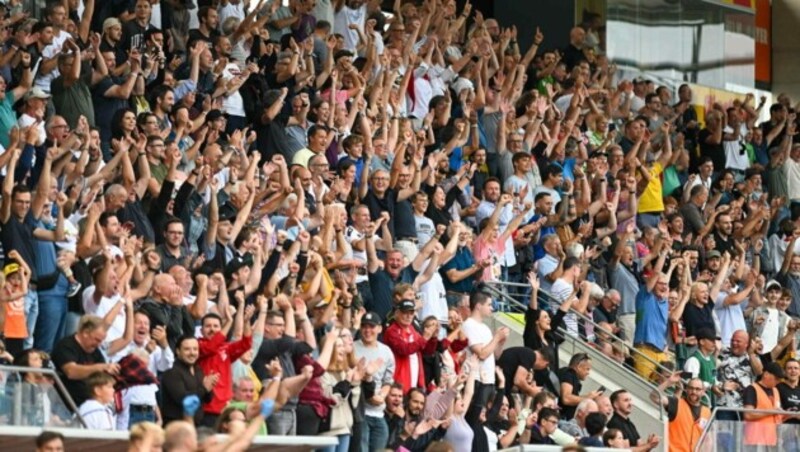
[695,407,800,452]
[482,280,674,384]
[0,365,86,428]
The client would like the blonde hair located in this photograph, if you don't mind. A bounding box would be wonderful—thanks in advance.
[130,421,165,444]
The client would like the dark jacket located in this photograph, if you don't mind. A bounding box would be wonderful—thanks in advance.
[136,298,195,350]
[160,359,211,425]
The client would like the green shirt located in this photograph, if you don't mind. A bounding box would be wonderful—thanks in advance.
[227,401,268,436]
[0,90,16,148]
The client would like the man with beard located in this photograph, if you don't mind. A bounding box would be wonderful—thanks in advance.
[608,389,660,451]
[653,375,710,452]
[712,213,735,256]
[161,335,218,425]
[150,86,175,135]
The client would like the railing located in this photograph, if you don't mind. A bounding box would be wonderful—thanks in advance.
[0,365,86,428]
[695,407,800,452]
[482,281,674,386]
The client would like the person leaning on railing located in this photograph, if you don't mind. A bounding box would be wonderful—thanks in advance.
[651,373,711,452]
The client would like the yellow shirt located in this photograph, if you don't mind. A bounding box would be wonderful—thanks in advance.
[637,162,664,214]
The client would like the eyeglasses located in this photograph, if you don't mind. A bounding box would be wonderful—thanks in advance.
[686,386,705,392]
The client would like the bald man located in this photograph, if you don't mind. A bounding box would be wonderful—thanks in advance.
[137,273,195,349]
[562,26,587,71]
[716,329,763,421]
[164,421,198,452]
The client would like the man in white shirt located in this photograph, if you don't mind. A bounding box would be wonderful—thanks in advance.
[333,0,367,52]
[461,291,509,409]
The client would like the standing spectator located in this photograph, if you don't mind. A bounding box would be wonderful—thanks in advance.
[742,362,785,449]
[462,291,508,410]
[197,301,253,427]
[78,371,118,430]
[652,375,711,452]
[353,312,395,452]
[716,330,763,422]
[161,335,217,426]
[51,315,115,408]
[382,300,436,393]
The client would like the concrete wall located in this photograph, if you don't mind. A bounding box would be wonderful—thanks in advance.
[772,0,800,100]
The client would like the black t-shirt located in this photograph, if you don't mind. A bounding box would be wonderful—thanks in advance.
[607,412,641,445]
[51,335,106,408]
[777,382,800,424]
[712,232,734,256]
[698,128,725,171]
[116,197,155,244]
[187,28,220,48]
[362,188,397,238]
[681,302,715,338]
[557,367,582,420]
[593,305,618,325]
[1,211,38,280]
[497,347,536,399]
[393,197,416,241]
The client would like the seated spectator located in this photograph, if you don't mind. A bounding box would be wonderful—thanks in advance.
[51,315,113,408]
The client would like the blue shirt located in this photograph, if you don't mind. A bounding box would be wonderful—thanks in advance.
[440,246,475,293]
[529,214,556,261]
[634,284,669,350]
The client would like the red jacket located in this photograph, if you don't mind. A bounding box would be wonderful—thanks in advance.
[198,332,252,414]
[383,322,437,393]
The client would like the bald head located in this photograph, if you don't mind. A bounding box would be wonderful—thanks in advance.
[570,27,586,46]
[164,421,197,452]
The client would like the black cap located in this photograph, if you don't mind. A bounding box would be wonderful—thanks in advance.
[225,254,252,278]
[361,312,382,326]
[763,362,785,379]
[695,328,719,342]
[397,300,416,312]
[218,203,238,222]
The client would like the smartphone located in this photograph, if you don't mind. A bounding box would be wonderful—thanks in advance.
[597,385,606,394]
[609,123,617,132]
[680,371,693,380]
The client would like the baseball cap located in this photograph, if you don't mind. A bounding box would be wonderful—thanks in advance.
[225,254,252,278]
[766,280,782,291]
[361,312,382,326]
[218,203,238,222]
[397,300,416,312]
[695,328,720,342]
[706,250,721,259]
[3,262,20,277]
[763,362,785,379]
[24,87,51,101]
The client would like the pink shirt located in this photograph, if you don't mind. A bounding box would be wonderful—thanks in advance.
[473,235,506,282]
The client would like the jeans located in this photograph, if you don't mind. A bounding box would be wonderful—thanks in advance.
[23,290,39,349]
[34,289,68,353]
[360,415,388,452]
[320,434,350,452]
[129,407,157,428]
[267,408,296,435]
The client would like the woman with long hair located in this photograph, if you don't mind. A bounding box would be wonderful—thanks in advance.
[320,333,362,452]
[522,272,575,394]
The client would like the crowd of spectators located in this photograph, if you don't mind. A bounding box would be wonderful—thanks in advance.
[0,0,799,451]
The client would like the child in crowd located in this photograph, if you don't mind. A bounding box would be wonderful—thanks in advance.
[78,372,118,430]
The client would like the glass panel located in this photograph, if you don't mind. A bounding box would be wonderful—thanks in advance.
[697,410,800,452]
[605,0,755,90]
[0,366,83,428]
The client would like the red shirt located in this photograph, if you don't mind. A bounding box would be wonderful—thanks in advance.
[198,332,252,414]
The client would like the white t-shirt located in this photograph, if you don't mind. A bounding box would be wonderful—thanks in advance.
[345,225,376,284]
[723,124,749,171]
[218,2,245,26]
[18,113,46,146]
[82,286,126,360]
[35,30,70,93]
[461,317,496,384]
[414,214,435,246]
[784,158,800,201]
[79,399,116,430]
[333,4,366,52]
[550,278,577,337]
[418,258,447,324]
[220,62,246,117]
